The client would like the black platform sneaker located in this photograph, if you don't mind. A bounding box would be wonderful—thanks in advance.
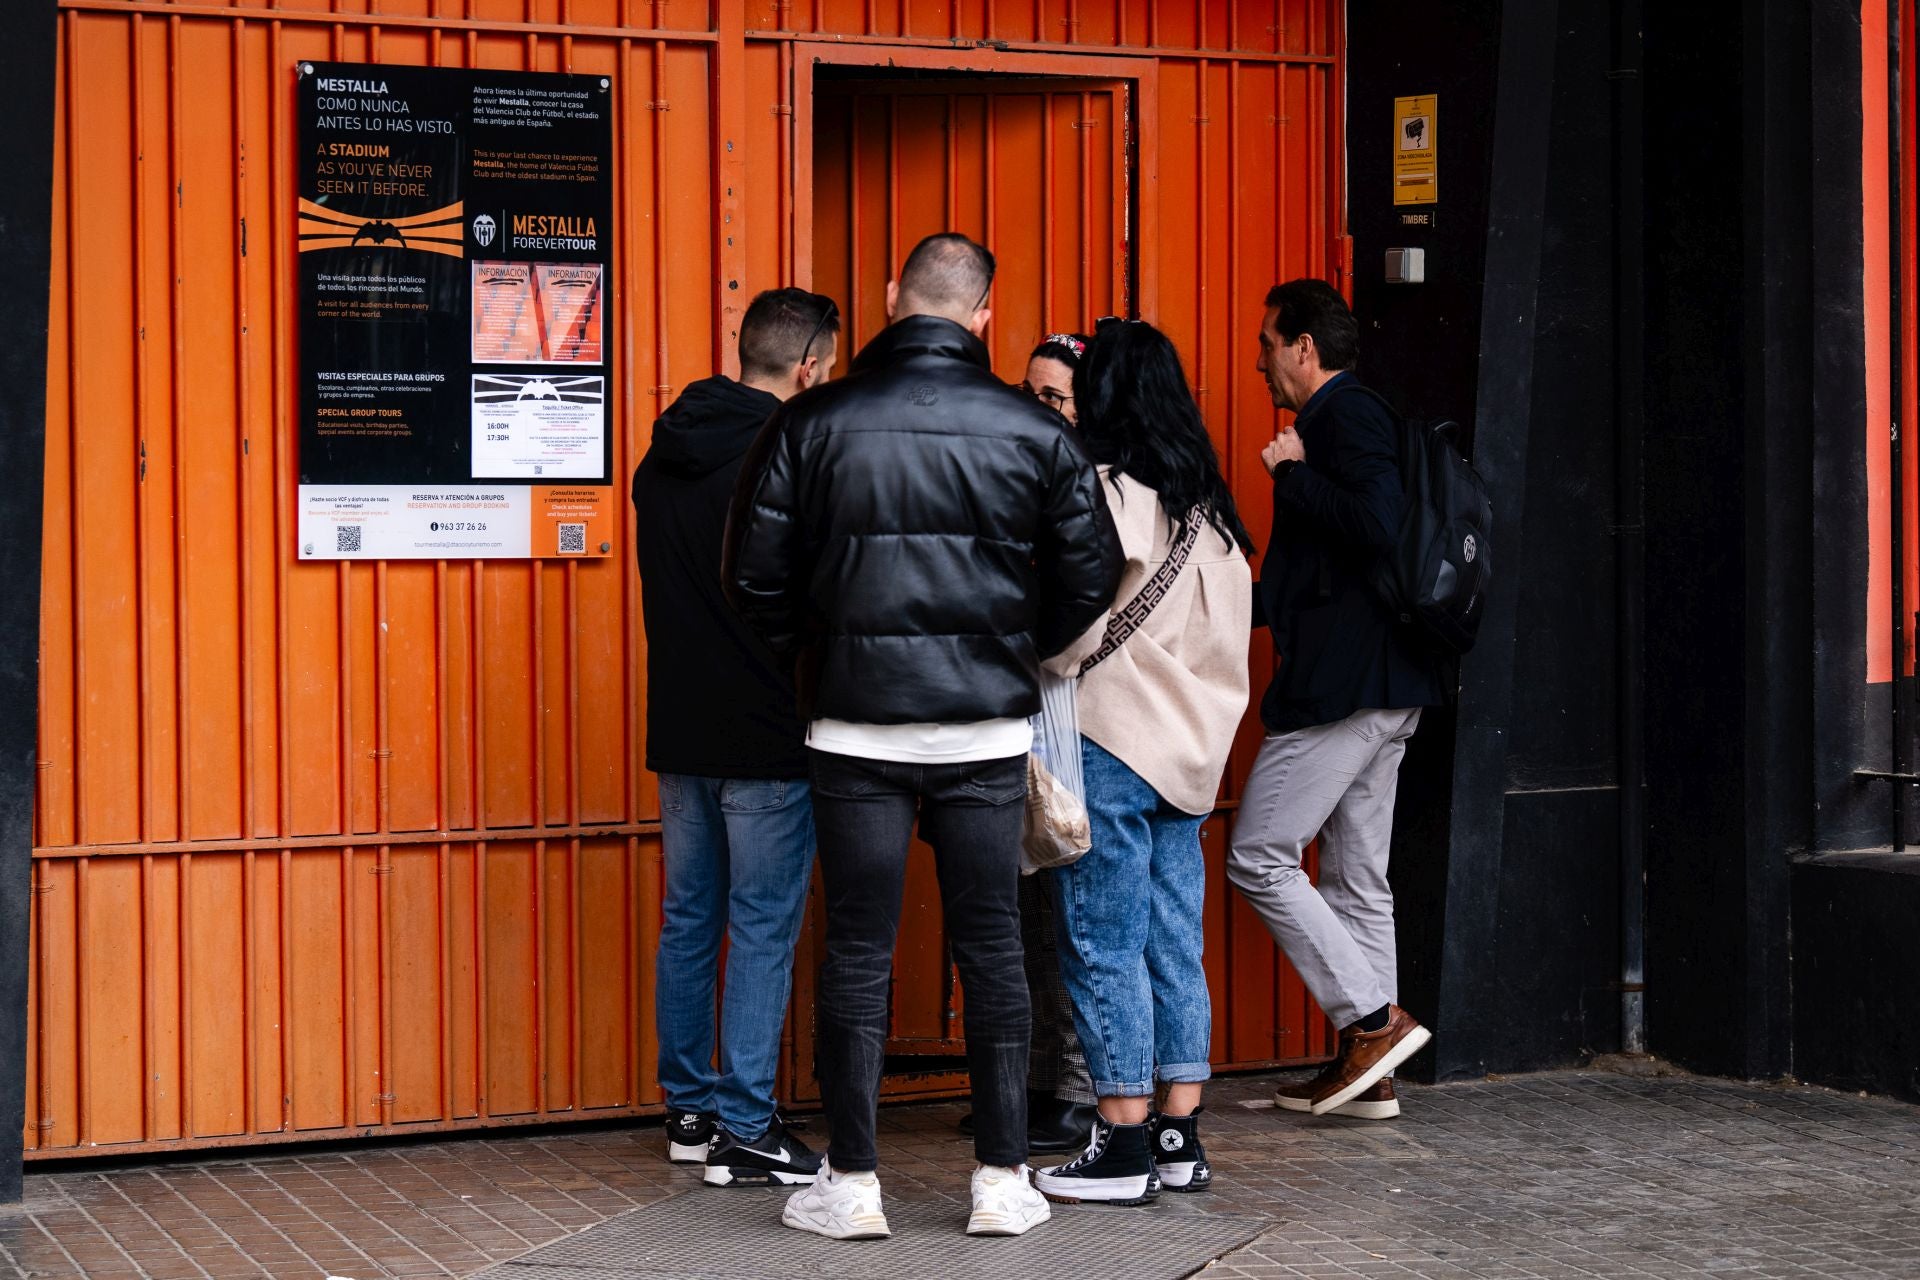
[1149,1108,1212,1192]
[703,1116,822,1187]
[1033,1116,1157,1205]
[665,1110,717,1164]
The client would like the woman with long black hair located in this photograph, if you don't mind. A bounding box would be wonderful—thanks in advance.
[1034,318,1253,1206]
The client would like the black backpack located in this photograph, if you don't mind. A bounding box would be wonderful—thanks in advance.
[1335,385,1492,657]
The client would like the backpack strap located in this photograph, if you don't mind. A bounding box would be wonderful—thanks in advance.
[1325,380,1465,451]
[1079,508,1205,676]
[1319,379,1403,424]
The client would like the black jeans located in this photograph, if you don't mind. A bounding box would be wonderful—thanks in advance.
[808,749,1031,1171]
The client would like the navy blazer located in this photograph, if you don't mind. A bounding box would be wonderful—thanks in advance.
[1255,373,1447,731]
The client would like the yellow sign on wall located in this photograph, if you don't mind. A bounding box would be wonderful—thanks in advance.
[1393,94,1437,205]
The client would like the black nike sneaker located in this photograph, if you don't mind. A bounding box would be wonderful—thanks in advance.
[703,1116,822,1187]
[1033,1115,1157,1205]
[1149,1108,1212,1192]
[665,1109,718,1164]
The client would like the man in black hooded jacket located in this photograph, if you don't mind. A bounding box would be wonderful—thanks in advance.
[633,287,840,1190]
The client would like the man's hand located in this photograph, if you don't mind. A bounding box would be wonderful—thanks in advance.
[1262,428,1306,476]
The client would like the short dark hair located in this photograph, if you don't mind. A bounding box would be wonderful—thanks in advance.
[739,288,839,380]
[1264,279,1358,371]
[898,233,996,315]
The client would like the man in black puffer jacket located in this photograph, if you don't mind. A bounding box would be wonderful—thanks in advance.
[726,233,1122,1240]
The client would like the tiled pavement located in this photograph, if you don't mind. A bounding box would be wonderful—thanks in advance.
[5,1066,1920,1279]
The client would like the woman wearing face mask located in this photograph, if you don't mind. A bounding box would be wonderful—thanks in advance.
[1033,318,1253,1206]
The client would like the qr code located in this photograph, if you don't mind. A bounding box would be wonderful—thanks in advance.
[558,523,586,554]
[336,526,362,554]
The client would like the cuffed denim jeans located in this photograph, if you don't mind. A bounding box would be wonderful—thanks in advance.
[1052,738,1213,1098]
[808,750,1030,1172]
[654,773,815,1144]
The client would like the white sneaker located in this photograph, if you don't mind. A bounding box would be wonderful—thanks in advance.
[781,1163,892,1240]
[966,1164,1050,1236]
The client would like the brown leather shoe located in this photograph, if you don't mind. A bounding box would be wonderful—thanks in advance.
[1310,1006,1430,1115]
[1277,1072,1397,1119]
[1272,1061,1342,1113]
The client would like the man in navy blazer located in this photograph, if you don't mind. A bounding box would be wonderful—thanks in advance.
[1228,279,1444,1123]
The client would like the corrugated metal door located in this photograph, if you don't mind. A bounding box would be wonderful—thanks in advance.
[793,54,1337,1094]
[811,78,1130,383]
[801,76,1128,1080]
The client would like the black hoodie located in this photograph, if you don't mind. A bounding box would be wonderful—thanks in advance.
[633,375,806,778]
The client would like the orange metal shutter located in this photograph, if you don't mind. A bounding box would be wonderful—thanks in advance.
[32,0,1341,1159]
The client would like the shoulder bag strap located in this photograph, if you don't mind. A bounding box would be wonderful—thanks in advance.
[1079,507,1205,676]
[1322,379,1401,420]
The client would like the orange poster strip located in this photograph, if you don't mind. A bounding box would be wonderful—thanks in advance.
[531,485,612,557]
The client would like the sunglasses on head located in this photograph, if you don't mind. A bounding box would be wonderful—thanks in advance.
[800,295,840,365]
[1094,314,1142,332]
[973,272,996,313]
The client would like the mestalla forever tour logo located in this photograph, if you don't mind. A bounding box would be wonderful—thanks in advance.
[298,198,466,258]
[508,213,599,252]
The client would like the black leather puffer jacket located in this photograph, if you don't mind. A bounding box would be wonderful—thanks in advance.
[723,315,1123,725]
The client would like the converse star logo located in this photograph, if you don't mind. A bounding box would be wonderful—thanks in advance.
[1159,1129,1183,1152]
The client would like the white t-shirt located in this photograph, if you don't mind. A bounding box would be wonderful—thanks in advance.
[806,718,1033,765]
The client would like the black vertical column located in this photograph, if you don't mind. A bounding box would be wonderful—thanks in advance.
[1425,0,1561,1080]
[1353,0,1627,1079]
[1642,0,1810,1081]
[1734,0,1812,1078]
[0,0,58,1205]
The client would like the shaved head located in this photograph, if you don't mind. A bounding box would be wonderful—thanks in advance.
[895,233,996,322]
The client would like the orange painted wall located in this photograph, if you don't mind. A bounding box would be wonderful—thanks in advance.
[33,0,1342,1158]
[1865,0,1918,683]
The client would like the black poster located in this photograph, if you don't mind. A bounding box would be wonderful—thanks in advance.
[296,61,615,560]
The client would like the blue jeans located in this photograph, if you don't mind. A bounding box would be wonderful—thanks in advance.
[654,773,815,1143]
[1051,739,1213,1097]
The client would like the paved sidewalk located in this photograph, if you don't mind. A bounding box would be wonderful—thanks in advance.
[3,1066,1918,1278]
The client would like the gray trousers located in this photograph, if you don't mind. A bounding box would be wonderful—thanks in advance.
[1225,707,1422,1028]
